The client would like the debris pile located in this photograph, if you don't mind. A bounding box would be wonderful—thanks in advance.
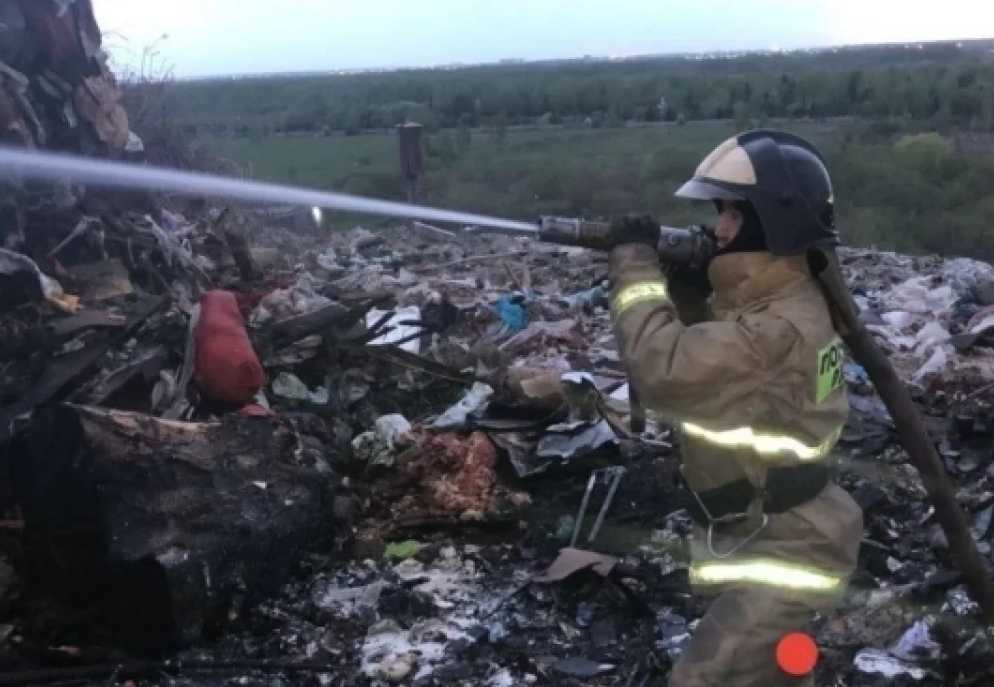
[847,249,994,384]
[0,0,131,157]
[1,206,994,684]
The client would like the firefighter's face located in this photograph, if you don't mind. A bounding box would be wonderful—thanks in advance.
[714,200,743,250]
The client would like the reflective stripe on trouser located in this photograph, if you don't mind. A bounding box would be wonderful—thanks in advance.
[670,586,816,687]
[680,422,842,462]
[690,558,842,592]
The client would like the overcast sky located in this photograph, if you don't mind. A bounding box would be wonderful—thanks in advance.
[94,1,994,79]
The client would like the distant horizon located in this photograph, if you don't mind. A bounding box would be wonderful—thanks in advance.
[94,0,994,80]
[167,36,994,83]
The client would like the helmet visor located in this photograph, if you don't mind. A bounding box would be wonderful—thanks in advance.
[675,178,745,202]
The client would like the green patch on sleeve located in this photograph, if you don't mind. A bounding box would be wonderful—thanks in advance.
[815,339,845,404]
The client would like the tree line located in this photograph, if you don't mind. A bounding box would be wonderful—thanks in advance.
[157,40,994,136]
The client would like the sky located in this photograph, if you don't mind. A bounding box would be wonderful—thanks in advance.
[93,0,994,79]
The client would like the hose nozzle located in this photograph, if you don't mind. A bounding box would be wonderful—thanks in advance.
[537,216,715,268]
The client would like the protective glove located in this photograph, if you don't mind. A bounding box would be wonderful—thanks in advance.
[607,213,660,248]
[664,261,713,324]
[666,261,713,299]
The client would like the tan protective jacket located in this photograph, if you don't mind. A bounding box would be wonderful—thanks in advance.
[609,244,861,597]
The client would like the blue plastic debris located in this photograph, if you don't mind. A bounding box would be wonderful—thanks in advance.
[560,284,608,310]
[493,294,528,333]
[844,362,869,385]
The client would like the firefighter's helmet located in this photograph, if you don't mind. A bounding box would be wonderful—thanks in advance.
[675,130,837,255]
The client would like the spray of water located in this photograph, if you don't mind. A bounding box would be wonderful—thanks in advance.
[0,146,540,235]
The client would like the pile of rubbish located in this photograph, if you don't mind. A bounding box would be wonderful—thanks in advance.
[4,203,994,684]
[0,0,133,158]
[847,249,994,384]
[0,192,679,681]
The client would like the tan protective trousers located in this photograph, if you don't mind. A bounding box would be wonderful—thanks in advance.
[669,586,815,687]
[669,484,862,687]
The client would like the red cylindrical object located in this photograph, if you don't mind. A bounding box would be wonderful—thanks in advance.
[194,290,264,405]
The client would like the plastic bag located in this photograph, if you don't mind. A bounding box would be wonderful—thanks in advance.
[194,290,265,404]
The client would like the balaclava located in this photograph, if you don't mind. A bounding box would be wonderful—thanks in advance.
[716,200,767,254]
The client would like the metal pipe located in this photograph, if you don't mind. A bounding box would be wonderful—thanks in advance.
[570,473,598,547]
[588,466,627,543]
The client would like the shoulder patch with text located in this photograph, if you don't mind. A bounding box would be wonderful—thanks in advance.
[815,339,845,404]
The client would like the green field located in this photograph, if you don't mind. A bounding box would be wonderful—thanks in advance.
[205,121,827,227]
[204,120,994,260]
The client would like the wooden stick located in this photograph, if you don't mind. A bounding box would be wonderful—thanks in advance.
[816,249,994,622]
[502,261,523,291]
[257,302,358,352]
[412,221,458,240]
[360,345,475,385]
[215,208,260,282]
[0,659,340,687]
[411,250,529,272]
[845,326,994,621]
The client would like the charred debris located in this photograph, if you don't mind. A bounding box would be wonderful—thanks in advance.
[4,196,994,686]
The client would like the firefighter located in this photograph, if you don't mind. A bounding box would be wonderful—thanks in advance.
[607,130,863,686]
